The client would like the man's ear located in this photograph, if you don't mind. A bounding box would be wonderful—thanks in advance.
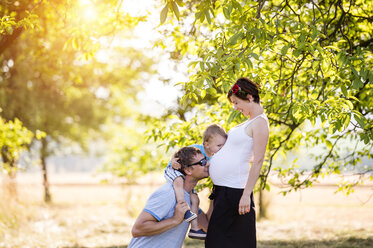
[183,166,193,176]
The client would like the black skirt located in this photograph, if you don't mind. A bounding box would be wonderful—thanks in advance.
[205,185,256,248]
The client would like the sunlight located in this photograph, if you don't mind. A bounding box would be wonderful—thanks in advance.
[79,0,92,5]
[121,0,155,17]
[82,6,98,22]
[79,0,98,22]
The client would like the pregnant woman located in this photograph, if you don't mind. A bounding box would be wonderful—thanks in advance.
[206,77,270,248]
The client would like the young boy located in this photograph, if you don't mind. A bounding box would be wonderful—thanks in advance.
[164,124,227,240]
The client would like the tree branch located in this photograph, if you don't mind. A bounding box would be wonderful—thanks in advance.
[256,0,266,19]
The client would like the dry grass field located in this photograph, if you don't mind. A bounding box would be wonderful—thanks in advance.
[1,172,372,248]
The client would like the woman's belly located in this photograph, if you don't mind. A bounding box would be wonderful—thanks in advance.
[209,146,251,189]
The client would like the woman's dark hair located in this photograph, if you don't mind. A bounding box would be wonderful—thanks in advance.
[175,146,202,175]
[227,77,260,103]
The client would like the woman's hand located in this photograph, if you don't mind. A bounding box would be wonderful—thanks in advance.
[238,193,251,215]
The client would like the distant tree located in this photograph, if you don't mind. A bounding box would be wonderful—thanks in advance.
[149,0,372,196]
[0,0,154,202]
[0,117,44,196]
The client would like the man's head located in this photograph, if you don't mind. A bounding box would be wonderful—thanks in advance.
[175,147,209,180]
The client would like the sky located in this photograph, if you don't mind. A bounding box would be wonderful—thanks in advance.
[79,0,184,116]
[119,0,186,116]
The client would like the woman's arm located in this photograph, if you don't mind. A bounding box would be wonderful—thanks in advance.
[239,117,269,215]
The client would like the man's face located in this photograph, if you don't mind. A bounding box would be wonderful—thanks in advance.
[186,153,210,180]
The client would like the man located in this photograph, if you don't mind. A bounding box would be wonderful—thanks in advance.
[129,146,210,248]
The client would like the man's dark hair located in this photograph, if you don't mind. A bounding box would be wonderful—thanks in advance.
[175,146,202,175]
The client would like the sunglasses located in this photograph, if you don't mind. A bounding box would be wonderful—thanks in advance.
[186,157,208,167]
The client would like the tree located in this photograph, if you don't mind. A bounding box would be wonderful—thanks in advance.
[149,0,372,196]
[0,0,154,202]
[0,116,43,196]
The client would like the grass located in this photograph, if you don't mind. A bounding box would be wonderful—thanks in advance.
[0,172,372,248]
[183,235,373,248]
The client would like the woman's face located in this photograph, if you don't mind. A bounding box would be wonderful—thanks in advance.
[230,94,251,116]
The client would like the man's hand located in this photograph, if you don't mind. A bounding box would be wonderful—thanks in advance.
[132,201,189,238]
[171,156,181,170]
[173,201,189,223]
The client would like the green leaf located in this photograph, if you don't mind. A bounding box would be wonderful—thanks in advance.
[328,122,338,134]
[229,32,241,45]
[351,67,359,78]
[325,45,340,52]
[205,9,211,24]
[227,110,239,124]
[344,113,351,129]
[170,1,180,20]
[72,38,78,50]
[228,3,233,15]
[250,52,259,60]
[199,61,205,71]
[160,4,169,24]
[175,0,184,7]
[341,85,348,97]
[192,93,198,102]
[325,140,333,149]
[268,77,275,86]
[345,100,353,110]
[245,59,253,70]
[223,7,230,19]
[201,89,206,99]
[293,48,301,58]
[355,114,366,128]
[352,78,362,89]
[281,45,289,56]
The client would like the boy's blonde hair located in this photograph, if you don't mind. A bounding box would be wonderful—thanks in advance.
[203,124,227,143]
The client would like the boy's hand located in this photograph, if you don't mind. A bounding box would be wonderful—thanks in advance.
[171,156,181,170]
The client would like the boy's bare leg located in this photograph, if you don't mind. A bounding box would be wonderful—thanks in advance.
[173,176,187,205]
[190,192,199,230]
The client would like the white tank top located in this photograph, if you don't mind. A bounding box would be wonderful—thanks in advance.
[209,113,268,189]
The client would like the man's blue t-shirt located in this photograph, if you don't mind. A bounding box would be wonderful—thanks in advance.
[128,182,191,248]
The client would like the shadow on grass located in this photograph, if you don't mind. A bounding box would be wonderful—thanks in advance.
[62,246,128,248]
[61,236,373,248]
[183,236,373,248]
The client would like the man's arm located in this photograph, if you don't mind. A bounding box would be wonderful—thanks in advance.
[206,199,214,222]
[197,208,209,232]
[131,202,189,237]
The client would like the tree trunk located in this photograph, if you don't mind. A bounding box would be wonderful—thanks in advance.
[1,146,18,198]
[1,171,18,200]
[258,187,267,220]
[41,137,51,203]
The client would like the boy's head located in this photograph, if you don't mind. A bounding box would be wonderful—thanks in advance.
[203,124,227,156]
